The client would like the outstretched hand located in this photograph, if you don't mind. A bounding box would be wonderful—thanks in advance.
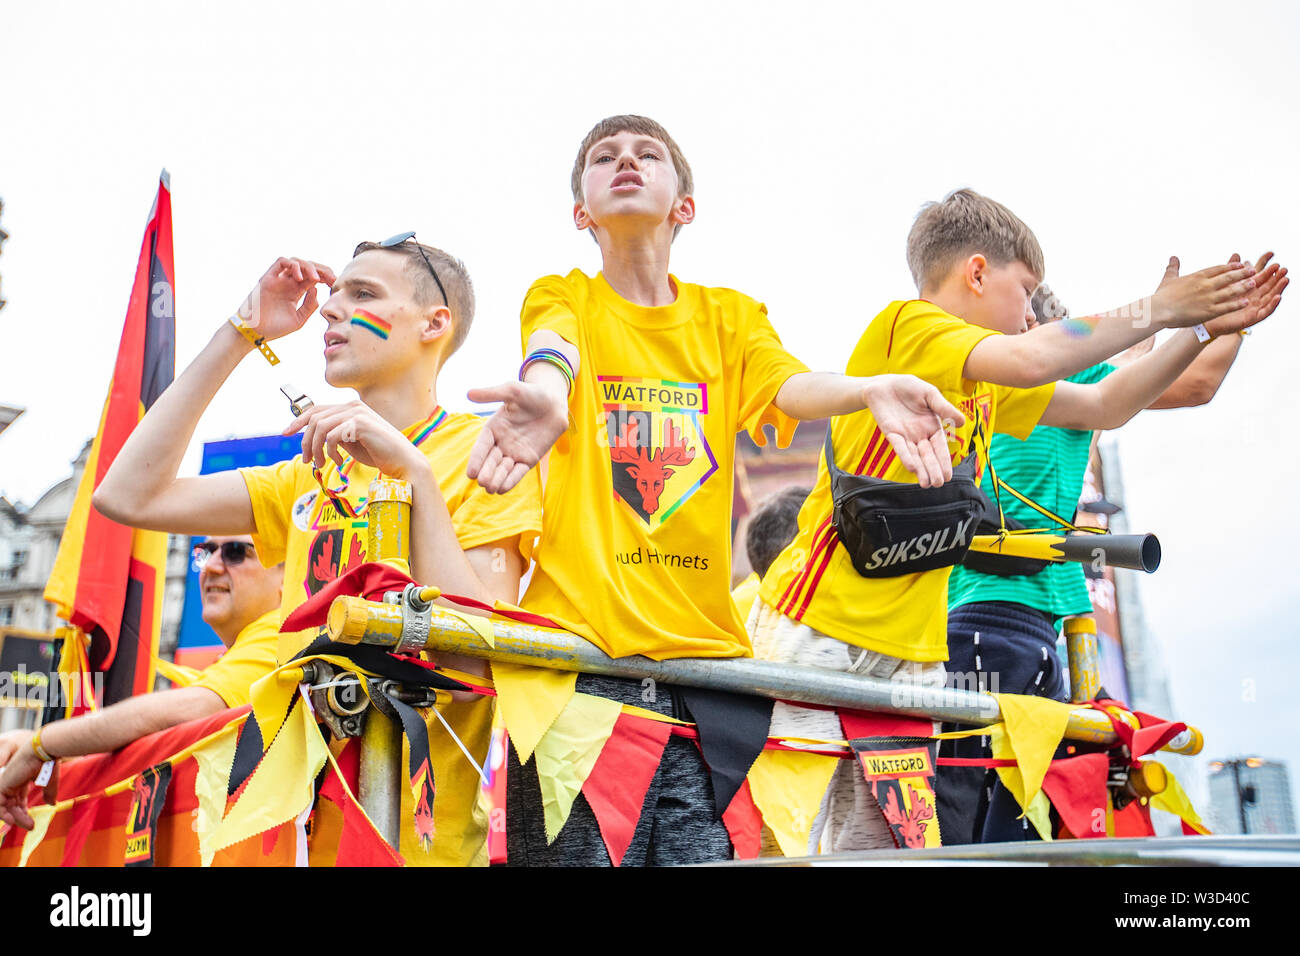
[465,381,569,494]
[1201,252,1288,337]
[1152,259,1257,328]
[864,374,967,488]
[236,257,337,341]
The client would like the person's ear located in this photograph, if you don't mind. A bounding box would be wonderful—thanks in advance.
[421,305,453,343]
[574,201,592,232]
[671,194,696,228]
[964,254,988,296]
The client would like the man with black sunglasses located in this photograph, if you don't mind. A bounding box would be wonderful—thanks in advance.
[91,238,542,866]
[0,536,283,830]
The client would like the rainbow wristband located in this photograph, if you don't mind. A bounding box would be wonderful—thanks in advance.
[229,315,280,366]
[520,348,575,395]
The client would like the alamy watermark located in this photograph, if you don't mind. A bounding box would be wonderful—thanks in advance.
[0,667,105,711]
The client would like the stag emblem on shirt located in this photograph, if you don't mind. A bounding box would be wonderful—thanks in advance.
[609,418,697,516]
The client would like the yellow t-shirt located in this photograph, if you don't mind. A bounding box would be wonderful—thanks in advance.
[191,609,282,708]
[520,270,809,660]
[241,409,543,867]
[731,572,761,621]
[758,300,1056,662]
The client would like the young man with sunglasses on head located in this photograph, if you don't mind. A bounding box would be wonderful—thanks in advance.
[0,535,283,830]
[92,237,543,865]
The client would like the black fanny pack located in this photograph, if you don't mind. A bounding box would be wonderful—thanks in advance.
[825,427,987,578]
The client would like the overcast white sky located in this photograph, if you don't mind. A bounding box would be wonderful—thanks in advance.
[2,1,1298,821]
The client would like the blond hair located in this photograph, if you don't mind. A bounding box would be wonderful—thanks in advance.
[352,240,476,357]
[906,188,1044,293]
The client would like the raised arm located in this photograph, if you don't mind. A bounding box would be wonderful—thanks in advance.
[1040,255,1287,430]
[94,258,336,534]
[964,260,1258,389]
[1130,254,1285,409]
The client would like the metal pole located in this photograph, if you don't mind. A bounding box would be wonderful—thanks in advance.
[1064,615,1101,703]
[1231,760,1250,834]
[969,532,1161,572]
[328,593,1203,753]
[356,479,410,851]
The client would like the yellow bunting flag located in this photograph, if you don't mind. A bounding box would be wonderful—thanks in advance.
[532,692,623,843]
[492,661,578,763]
[192,721,243,867]
[992,694,1075,813]
[1023,789,1055,841]
[17,805,57,868]
[1150,764,1211,835]
[205,695,328,854]
[746,749,840,857]
[154,657,203,688]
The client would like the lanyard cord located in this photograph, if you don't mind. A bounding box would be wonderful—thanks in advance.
[311,407,448,518]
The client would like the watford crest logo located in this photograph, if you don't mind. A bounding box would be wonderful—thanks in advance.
[601,376,718,530]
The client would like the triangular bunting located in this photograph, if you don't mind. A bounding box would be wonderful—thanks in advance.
[1149,764,1211,836]
[17,805,56,868]
[492,661,577,763]
[317,746,404,866]
[1112,797,1156,837]
[992,693,1074,812]
[746,749,839,857]
[723,778,763,860]
[853,736,942,849]
[680,686,773,817]
[193,721,242,866]
[581,712,673,867]
[1041,752,1109,840]
[532,692,623,843]
[205,695,329,854]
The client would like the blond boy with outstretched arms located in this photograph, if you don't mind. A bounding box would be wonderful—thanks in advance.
[466,115,968,866]
[92,241,542,866]
[752,188,1275,852]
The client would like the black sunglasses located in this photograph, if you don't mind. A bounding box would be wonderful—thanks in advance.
[358,231,449,308]
[193,541,255,569]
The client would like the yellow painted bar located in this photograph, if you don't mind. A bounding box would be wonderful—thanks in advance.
[367,478,412,561]
[1065,616,1101,703]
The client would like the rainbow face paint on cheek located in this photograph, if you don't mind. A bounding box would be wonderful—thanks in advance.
[350,309,393,340]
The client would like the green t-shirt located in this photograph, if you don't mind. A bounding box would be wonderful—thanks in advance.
[947,362,1116,623]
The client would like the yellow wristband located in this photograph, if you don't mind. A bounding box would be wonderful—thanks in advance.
[31,727,54,763]
[229,316,280,366]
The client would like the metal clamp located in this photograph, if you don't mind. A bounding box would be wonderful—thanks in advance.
[397,582,432,655]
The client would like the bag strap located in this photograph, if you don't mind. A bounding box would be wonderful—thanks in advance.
[975,422,1104,537]
[824,418,978,481]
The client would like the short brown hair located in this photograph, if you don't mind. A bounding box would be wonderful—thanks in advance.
[571,114,694,203]
[906,188,1045,293]
[352,240,476,357]
[746,485,810,579]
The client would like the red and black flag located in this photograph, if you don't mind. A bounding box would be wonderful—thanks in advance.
[44,171,175,713]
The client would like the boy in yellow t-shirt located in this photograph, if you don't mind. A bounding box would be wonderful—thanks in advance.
[753,188,1265,852]
[465,115,968,866]
[94,241,542,866]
